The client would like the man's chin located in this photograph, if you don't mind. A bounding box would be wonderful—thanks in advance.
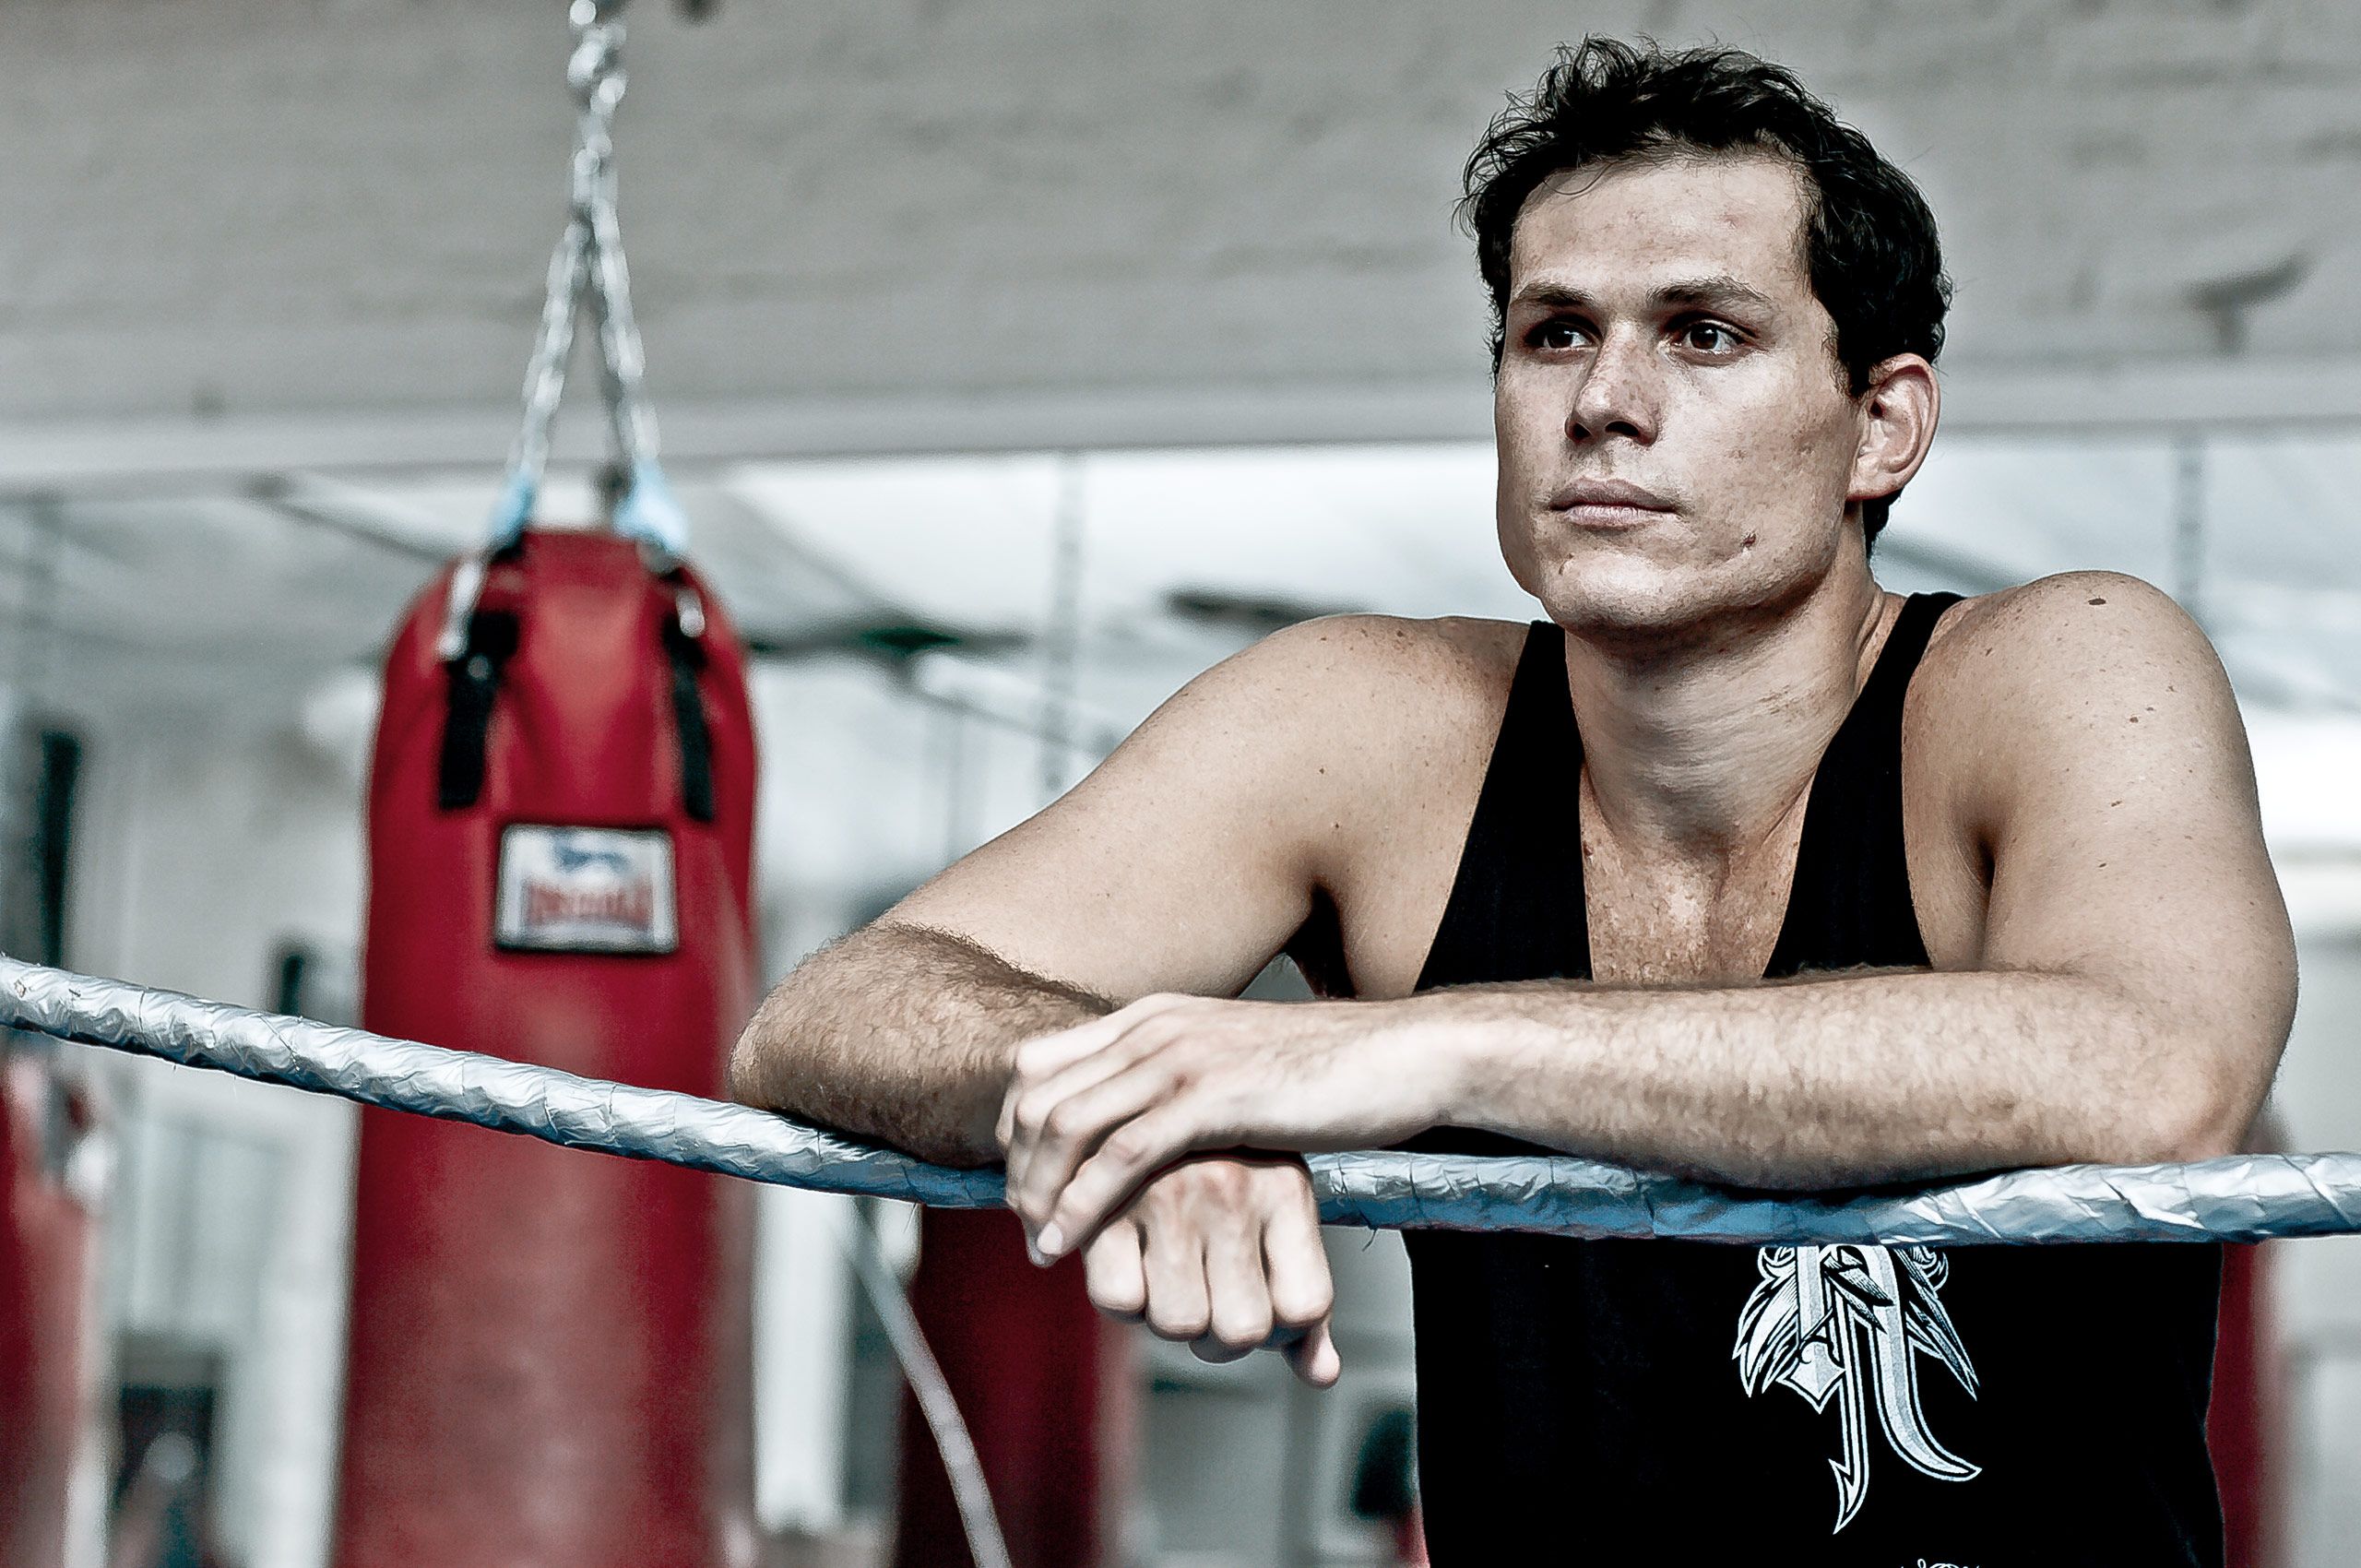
[1529,559,1729,640]
[1524,535,1851,647]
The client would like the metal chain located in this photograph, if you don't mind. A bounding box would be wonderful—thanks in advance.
[489,0,684,559]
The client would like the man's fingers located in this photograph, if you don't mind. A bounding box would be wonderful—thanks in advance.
[1260,1176,1335,1332]
[999,997,1190,1219]
[1282,1313,1343,1388]
[1140,1216,1212,1344]
[997,1012,1133,1150]
[1014,1012,1125,1080]
[1187,1336,1258,1365]
[1038,1103,1204,1259]
[1008,993,1188,1092]
[1259,1167,1340,1385]
[1094,1154,1341,1384]
[1199,1215,1274,1359]
[1081,1219,1146,1321]
[1005,1022,1189,1229]
[1013,1068,1171,1239]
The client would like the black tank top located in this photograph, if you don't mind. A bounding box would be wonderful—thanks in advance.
[1405,594,2224,1564]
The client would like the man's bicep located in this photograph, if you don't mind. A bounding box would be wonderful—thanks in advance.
[1969,577,2296,1087]
[883,631,1347,1005]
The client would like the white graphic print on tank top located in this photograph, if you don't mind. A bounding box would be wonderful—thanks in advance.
[1734,1244,1981,1532]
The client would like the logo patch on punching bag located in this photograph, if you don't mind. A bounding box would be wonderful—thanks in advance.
[494,826,679,955]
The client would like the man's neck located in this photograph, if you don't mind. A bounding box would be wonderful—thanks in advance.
[1560,564,1897,864]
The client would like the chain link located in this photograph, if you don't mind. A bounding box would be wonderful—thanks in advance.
[489,0,685,559]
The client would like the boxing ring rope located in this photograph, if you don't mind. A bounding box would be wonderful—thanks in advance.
[8,954,2359,1248]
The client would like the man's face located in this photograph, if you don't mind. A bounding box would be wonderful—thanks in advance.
[1492,150,1872,640]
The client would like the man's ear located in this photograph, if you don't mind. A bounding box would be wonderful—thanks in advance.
[1848,354,1940,506]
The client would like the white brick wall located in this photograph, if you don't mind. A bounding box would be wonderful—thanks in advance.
[3,0,2355,425]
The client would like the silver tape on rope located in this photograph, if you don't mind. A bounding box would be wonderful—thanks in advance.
[8,955,2358,1247]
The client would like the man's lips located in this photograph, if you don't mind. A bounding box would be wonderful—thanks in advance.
[1548,479,1676,511]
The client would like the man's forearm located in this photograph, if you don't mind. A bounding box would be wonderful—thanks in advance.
[1419,968,2258,1190]
[728,922,1111,1168]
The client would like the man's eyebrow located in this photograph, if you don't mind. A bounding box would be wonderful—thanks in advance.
[1509,275,1778,314]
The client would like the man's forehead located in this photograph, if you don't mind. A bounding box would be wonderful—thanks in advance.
[1507,151,1813,303]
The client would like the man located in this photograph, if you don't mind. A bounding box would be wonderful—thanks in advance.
[730,38,2294,1562]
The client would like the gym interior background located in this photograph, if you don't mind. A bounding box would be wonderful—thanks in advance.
[3,1,2357,1564]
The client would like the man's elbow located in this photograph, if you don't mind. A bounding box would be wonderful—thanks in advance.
[724,1036,763,1107]
[2092,979,2286,1167]
[2139,1059,2274,1167]
[725,994,789,1109]
[2144,1109,2241,1168]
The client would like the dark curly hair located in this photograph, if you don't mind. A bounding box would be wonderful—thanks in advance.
[1461,38,1952,546]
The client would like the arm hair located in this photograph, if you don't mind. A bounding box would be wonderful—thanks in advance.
[728,921,1114,1168]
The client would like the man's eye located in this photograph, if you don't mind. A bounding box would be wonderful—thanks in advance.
[1679,321,1742,354]
[1527,320,1585,351]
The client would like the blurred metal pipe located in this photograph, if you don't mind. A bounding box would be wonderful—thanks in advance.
[12,360,2361,490]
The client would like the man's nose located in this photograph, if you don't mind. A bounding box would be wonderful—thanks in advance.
[1567,327,1660,445]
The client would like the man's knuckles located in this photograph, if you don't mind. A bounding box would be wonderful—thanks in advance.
[1145,1301,1214,1341]
[1100,1123,1161,1170]
[1207,1306,1275,1353]
[1010,1087,1054,1138]
[1189,1337,1258,1365]
[1269,1283,1335,1331]
[1133,1162,1250,1219]
[1116,992,1187,1028]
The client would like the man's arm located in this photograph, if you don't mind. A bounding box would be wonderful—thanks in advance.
[1003,576,2298,1253]
[725,615,1388,1160]
[728,922,1110,1168]
[1480,573,2295,1184]
[727,616,1432,1381]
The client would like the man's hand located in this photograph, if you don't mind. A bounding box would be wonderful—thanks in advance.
[997,992,1449,1261]
[1081,1152,1342,1387]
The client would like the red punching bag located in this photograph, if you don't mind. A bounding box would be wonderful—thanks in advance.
[338,529,760,1568]
[894,1207,1121,1568]
[0,1049,99,1568]
[2208,1242,2283,1567]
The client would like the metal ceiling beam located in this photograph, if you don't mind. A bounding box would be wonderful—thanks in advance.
[5,357,2356,493]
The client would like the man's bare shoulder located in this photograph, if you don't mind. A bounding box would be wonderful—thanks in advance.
[1065,611,1527,844]
[1919,570,2224,705]
[881,613,1529,1005]
[1911,570,2248,826]
[1251,610,1525,696]
[1203,612,1529,766]
[1142,612,1527,889]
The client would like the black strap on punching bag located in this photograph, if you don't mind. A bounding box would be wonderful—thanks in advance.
[435,572,716,823]
[661,613,715,825]
[438,610,521,811]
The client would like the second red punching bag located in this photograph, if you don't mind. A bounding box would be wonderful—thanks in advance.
[894,1208,1119,1568]
[338,529,760,1568]
[0,1048,99,1568]
[2210,1244,2284,1566]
